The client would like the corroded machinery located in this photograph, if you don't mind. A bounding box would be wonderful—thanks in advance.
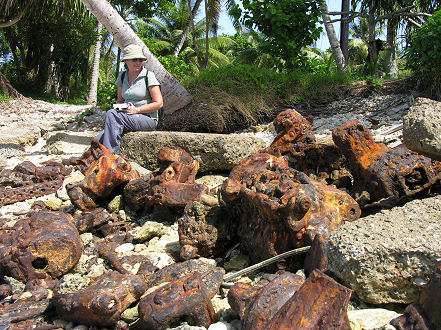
[221,152,361,270]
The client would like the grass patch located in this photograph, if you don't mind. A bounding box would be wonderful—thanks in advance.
[184,64,357,118]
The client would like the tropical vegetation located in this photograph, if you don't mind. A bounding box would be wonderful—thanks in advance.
[1,0,441,111]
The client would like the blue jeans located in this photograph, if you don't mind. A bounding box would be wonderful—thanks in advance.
[96,108,157,154]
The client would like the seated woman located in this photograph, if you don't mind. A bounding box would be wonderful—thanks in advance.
[96,44,163,154]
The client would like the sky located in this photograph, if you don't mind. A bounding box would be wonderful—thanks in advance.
[217,0,342,51]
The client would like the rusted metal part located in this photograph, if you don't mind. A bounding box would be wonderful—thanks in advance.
[156,146,199,183]
[138,272,216,330]
[123,175,154,211]
[303,233,329,275]
[270,109,316,149]
[146,259,225,299]
[53,271,147,326]
[0,160,71,207]
[0,287,52,325]
[66,140,140,210]
[221,153,360,271]
[391,264,441,330]
[228,271,305,330]
[0,284,12,300]
[178,200,238,260]
[124,147,211,213]
[63,138,110,174]
[266,269,352,329]
[148,182,210,208]
[263,109,350,187]
[0,210,83,281]
[72,207,117,233]
[333,120,441,207]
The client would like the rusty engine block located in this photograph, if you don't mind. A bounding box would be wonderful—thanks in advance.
[0,210,83,281]
[66,139,140,210]
[0,160,72,207]
[221,152,360,271]
[333,120,441,207]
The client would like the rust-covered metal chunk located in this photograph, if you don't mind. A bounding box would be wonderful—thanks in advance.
[145,259,224,298]
[0,160,72,207]
[124,147,212,212]
[268,108,316,152]
[266,269,352,329]
[53,271,147,326]
[156,146,199,183]
[67,139,140,210]
[178,200,237,260]
[264,109,350,187]
[0,210,83,281]
[221,153,360,271]
[333,120,441,207]
[228,271,305,330]
[391,264,441,330]
[138,272,216,329]
[0,286,52,325]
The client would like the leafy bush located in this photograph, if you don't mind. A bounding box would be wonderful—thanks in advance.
[97,81,117,110]
[406,10,441,99]
[157,54,191,80]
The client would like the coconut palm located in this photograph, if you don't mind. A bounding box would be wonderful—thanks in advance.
[81,0,192,113]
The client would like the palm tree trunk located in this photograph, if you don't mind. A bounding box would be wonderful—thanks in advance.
[172,0,203,57]
[45,44,55,94]
[340,0,350,62]
[81,0,192,114]
[385,18,398,78]
[88,21,102,105]
[202,0,209,69]
[187,0,204,68]
[320,0,347,72]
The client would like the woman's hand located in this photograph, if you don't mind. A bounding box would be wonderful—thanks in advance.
[126,102,140,115]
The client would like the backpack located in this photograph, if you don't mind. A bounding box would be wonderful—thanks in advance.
[120,70,164,121]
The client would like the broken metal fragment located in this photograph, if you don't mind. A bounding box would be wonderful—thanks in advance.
[228,271,305,330]
[66,139,140,210]
[178,200,236,260]
[0,210,83,281]
[146,259,225,299]
[53,271,147,326]
[138,272,216,329]
[263,109,350,187]
[0,160,71,206]
[266,269,352,329]
[0,285,52,325]
[333,120,441,207]
[221,153,360,271]
[123,147,212,214]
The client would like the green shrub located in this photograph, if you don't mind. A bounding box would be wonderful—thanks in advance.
[406,10,441,99]
[97,81,117,110]
[157,55,191,80]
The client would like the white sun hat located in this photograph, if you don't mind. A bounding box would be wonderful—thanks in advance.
[122,44,147,61]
